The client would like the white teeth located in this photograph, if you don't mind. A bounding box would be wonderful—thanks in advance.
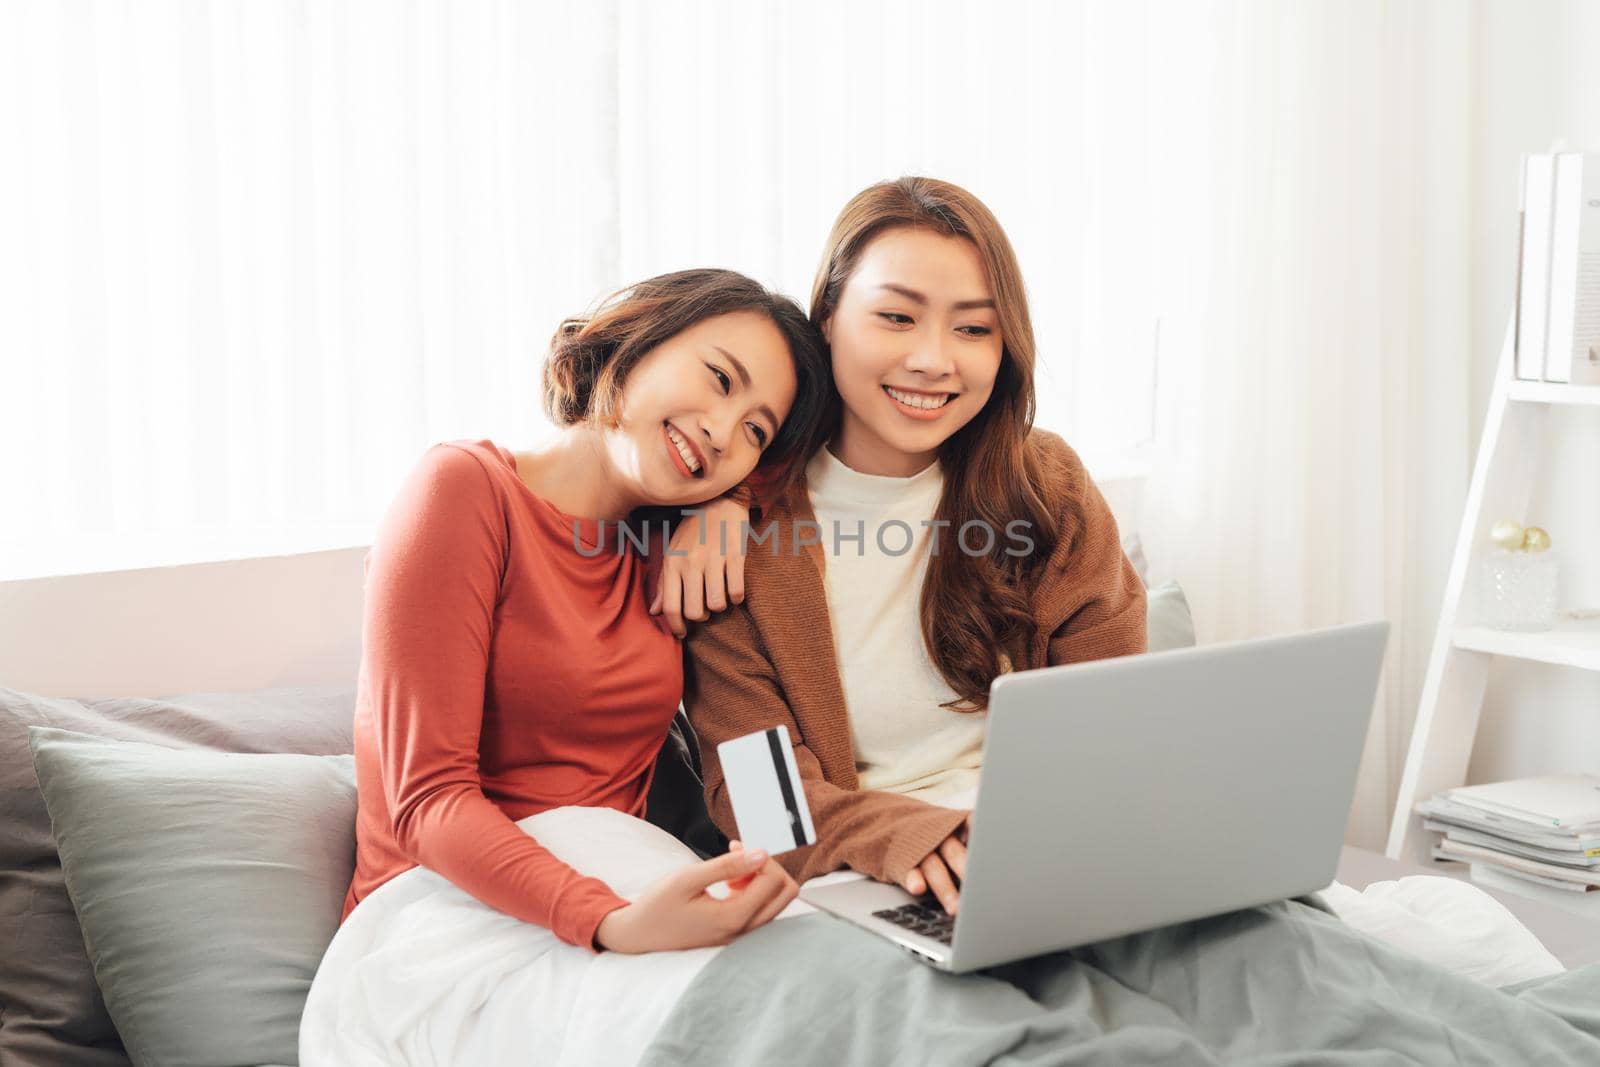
[885,386,953,411]
[666,425,701,473]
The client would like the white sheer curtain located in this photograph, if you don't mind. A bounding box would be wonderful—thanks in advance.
[0,0,1163,580]
[613,1,1168,467]
[0,1,622,575]
[1137,0,1474,846]
[1,0,1484,843]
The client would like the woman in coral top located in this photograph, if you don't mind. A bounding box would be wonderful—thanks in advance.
[675,180,1147,918]
[342,268,831,953]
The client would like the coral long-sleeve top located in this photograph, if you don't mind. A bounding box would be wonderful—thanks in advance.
[341,439,682,948]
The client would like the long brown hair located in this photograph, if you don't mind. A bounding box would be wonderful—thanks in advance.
[810,177,1061,710]
[544,268,830,496]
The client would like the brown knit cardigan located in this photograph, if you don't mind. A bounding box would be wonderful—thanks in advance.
[682,429,1148,886]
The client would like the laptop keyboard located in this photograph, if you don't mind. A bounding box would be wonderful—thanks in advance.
[872,898,955,945]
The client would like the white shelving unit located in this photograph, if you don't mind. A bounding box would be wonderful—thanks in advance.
[1386,315,1600,867]
[1450,620,1600,671]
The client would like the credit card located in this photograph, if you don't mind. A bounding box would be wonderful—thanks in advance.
[717,725,817,856]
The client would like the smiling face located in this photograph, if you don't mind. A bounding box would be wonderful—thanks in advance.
[823,226,1004,476]
[605,310,798,507]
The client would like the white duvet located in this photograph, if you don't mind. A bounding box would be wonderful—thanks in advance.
[299,808,1564,1067]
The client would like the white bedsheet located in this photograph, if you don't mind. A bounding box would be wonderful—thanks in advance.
[1319,874,1563,987]
[300,807,1562,1066]
[299,808,741,1067]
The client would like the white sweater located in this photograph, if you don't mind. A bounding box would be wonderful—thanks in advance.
[806,447,986,804]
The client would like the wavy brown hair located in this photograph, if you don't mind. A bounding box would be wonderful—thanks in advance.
[810,177,1061,710]
[543,268,830,497]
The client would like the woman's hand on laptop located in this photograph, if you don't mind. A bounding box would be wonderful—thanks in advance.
[593,841,797,953]
[900,812,973,915]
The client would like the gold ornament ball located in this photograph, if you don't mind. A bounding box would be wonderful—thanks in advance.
[1522,527,1552,553]
[1489,519,1525,550]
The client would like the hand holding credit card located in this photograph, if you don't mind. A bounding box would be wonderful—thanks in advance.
[718,725,817,857]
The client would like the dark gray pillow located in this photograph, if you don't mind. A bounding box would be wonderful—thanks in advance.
[27,728,356,1067]
[0,686,354,1067]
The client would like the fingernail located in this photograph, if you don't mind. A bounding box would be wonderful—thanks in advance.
[747,850,768,866]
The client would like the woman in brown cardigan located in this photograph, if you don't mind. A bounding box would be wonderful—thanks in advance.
[676,177,1147,916]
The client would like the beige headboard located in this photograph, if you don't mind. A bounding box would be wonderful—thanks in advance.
[0,470,1143,701]
[0,547,368,699]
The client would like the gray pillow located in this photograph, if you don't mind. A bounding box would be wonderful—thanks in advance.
[0,685,354,1067]
[27,728,356,1067]
[1147,580,1196,652]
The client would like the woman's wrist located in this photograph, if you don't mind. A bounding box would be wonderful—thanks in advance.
[593,902,635,952]
[884,805,971,884]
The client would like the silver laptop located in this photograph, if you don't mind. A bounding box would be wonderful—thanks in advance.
[800,621,1389,972]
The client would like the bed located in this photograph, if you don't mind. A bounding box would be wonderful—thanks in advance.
[4,545,1600,1066]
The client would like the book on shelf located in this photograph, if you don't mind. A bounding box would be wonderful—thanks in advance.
[1545,152,1600,384]
[1467,860,1597,895]
[1440,773,1600,829]
[1516,153,1557,381]
[1469,863,1600,918]
[1433,837,1600,887]
[1416,780,1600,903]
[1422,820,1600,867]
[1513,151,1600,386]
[1414,796,1600,852]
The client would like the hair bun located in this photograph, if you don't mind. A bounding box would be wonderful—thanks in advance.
[542,318,606,425]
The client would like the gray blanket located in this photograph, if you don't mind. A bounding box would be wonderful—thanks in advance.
[638,900,1600,1065]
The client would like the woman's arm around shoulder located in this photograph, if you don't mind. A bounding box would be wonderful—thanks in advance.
[650,459,790,637]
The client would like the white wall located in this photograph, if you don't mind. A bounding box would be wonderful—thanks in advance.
[1465,0,1600,784]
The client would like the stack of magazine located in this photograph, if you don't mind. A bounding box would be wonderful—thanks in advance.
[1417,774,1600,908]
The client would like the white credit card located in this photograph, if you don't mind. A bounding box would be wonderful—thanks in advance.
[717,725,817,856]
